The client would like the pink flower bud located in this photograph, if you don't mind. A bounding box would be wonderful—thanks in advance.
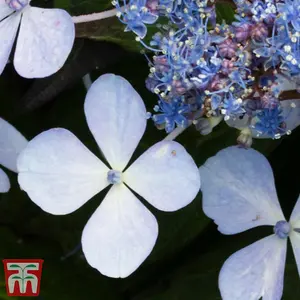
[251,23,268,42]
[146,0,159,13]
[221,59,235,75]
[218,39,238,58]
[234,23,252,42]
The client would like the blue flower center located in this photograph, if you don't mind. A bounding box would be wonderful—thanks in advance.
[5,0,28,11]
[107,170,122,184]
[274,220,290,239]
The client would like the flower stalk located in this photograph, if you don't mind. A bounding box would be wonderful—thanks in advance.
[72,7,123,23]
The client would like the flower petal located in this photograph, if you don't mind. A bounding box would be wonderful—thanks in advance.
[123,141,200,212]
[0,168,10,193]
[0,0,14,21]
[131,23,147,39]
[82,183,158,278]
[142,12,158,24]
[199,146,285,234]
[17,128,109,215]
[281,99,300,132]
[14,7,75,78]
[84,74,147,171]
[250,100,300,139]
[289,195,300,277]
[219,235,287,300]
[0,117,28,172]
[0,13,21,75]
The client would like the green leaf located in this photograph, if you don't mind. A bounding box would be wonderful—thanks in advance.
[11,276,22,280]
[215,2,235,24]
[24,276,35,280]
[8,265,21,269]
[24,264,37,269]
[54,0,113,15]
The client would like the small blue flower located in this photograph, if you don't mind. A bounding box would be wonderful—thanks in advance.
[211,94,222,110]
[254,37,284,70]
[254,107,285,137]
[152,97,190,132]
[223,93,244,116]
[277,0,300,31]
[251,0,276,22]
[115,0,159,38]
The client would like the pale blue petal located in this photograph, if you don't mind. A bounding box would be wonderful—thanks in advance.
[131,23,147,38]
[0,168,10,193]
[254,47,271,58]
[82,183,158,278]
[84,74,147,171]
[124,141,200,212]
[289,195,300,278]
[281,99,300,132]
[0,0,14,21]
[14,8,75,78]
[0,13,21,75]
[142,12,158,24]
[199,146,285,234]
[18,129,110,215]
[219,235,287,300]
[0,117,28,172]
[292,19,300,31]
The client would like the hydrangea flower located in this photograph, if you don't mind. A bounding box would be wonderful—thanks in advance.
[0,0,75,78]
[0,117,27,192]
[152,96,190,133]
[226,99,300,140]
[114,0,158,38]
[17,74,201,278]
[200,146,300,299]
[277,0,300,31]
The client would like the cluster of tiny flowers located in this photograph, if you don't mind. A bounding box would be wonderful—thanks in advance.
[114,0,300,144]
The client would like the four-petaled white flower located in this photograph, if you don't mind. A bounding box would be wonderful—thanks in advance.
[0,0,75,78]
[0,117,27,192]
[17,73,201,278]
[200,146,300,300]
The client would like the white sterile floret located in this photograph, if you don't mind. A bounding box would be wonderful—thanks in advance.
[0,117,28,192]
[200,146,300,300]
[17,74,201,278]
[0,0,75,78]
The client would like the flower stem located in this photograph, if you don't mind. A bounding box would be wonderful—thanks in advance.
[164,121,193,141]
[72,7,122,24]
[82,73,92,90]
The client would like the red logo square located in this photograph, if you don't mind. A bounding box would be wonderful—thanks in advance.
[3,259,44,296]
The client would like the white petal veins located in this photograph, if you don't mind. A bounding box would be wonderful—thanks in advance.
[14,7,75,78]
[124,141,200,212]
[84,74,147,171]
[82,183,158,278]
[200,146,285,234]
[17,128,110,215]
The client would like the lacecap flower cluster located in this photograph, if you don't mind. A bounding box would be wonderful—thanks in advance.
[114,0,300,146]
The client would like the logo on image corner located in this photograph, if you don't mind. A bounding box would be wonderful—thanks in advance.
[3,259,44,296]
